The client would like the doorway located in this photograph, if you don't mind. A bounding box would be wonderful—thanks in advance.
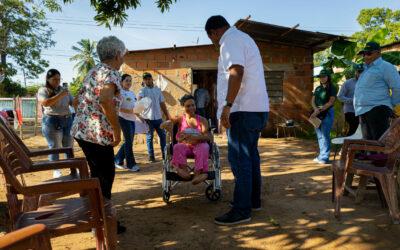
[192,70,218,129]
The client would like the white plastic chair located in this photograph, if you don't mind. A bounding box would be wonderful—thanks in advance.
[331,125,363,160]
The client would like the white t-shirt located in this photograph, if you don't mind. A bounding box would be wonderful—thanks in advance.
[119,89,137,121]
[217,26,270,118]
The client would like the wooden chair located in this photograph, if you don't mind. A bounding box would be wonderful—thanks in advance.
[0,123,117,249]
[0,116,77,177]
[0,224,52,250]
[331,117,400,224]
[0,118,86,210]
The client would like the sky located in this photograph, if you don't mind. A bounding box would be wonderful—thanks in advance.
[13,0,400,86]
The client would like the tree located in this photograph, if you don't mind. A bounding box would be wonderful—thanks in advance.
[70,39,98,83]
[68,77,82,96]
[0,1,55,79]
[35,0,178,28]
[353,8,400,50]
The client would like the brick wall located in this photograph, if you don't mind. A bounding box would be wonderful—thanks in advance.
[123,42,314,138]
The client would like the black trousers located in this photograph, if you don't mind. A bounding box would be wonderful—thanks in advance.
[75,138,115,199]
[344,112,359,136]
[360,105,392,140]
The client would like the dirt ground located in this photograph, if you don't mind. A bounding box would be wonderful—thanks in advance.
[1,133,400,250]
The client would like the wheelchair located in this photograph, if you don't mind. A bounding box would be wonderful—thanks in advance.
[161,119,222,203]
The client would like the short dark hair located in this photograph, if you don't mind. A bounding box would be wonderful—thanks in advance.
[180,94,195,106]
[121,73,131,82]
[205,15,230,35]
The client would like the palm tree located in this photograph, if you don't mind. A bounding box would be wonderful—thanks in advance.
[70,39,98,82]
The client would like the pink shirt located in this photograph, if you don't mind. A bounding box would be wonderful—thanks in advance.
[176,115,202,144]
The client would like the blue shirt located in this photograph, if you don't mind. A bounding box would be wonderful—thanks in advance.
[337,78,357,113]
[354,57,400,116]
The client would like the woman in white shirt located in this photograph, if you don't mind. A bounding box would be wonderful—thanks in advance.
[115,74,140,171]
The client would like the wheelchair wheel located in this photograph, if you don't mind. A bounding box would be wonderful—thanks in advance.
[163,191,170,203]
[205,185,222,202]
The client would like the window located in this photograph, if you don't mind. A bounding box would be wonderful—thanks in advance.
[265,71,284,104]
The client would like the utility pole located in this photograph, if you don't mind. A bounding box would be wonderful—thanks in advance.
[22,68,26,87]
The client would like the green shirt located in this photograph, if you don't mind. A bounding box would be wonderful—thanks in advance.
[313,84,338,106]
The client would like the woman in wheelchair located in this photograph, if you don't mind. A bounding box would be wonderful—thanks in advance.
[161,94,211,184]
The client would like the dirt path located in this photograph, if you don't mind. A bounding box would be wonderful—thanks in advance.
[0,135,399,249]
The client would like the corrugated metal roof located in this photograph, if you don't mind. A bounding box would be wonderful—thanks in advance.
[234,19,345,52]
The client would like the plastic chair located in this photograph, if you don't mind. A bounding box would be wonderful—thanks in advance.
[331,125,363,160]
[0,122,117,249]
[0,224,52,250]
[331,118,400,224]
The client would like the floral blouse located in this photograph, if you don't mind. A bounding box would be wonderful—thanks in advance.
[71,63,121,146]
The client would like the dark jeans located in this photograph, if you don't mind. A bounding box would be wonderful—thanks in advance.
[146,119,166,157]
[228,111,269,218]
[75,138,115,199]
[360,105,392,140]
[344,112,359,136]
[115,117,137,169]
[196,108,207,118]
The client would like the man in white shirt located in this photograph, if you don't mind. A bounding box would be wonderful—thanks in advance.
[138,72,171,163]
[206,15,269,225]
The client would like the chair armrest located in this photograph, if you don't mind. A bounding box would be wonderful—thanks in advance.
[0,224,51,250]
[30,158,89,179]
[29,147,74,158]
[343,139,382,147]
[24,178,100,196]
[348,144,391,154]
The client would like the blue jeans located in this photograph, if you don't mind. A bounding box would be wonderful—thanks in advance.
[115,117,137,168]
[146,119,166,157]
[315,108,334,163]
[228,111,269,218]
[42,115,74,161]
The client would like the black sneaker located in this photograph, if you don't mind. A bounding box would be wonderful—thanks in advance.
[229,201,262,211]
[148,156,155,163]
[214,209,251,225]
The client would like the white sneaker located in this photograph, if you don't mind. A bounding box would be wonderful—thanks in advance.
[115,164,126,170]
[53,169,63,178]
[128,166,140,172]
[313,158,328,164]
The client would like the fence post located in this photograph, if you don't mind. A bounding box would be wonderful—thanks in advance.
[34,96,38,136]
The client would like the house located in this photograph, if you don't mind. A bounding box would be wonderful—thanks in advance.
[122,19,343,136]
[381,41,400,70]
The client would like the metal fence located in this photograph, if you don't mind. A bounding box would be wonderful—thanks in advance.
[0,97,38,119]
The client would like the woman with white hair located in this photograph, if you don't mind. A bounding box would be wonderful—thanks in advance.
[71,36,126,233]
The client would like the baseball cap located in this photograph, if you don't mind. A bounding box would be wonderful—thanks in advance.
[142,72,152,79]
[359,41,381,54]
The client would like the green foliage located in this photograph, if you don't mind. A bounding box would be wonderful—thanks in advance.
[0,0,55,80]
[353,8,400,49]
[36,0,177,28]
[26,85,42,96]
[70,39,98,82]
[0,78,27,97]
[68,77,81,96]
[314,48,331,67]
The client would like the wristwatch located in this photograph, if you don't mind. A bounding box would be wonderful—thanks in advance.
[223,100,233,107]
